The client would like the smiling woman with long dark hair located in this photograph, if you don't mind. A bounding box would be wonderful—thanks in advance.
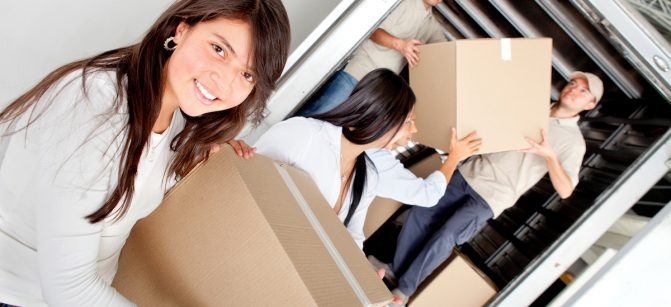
[0,1,290,305]
[231,68,481,248]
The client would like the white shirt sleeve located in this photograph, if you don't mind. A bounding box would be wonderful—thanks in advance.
[557,138,586,188]
[28,72,135,307]
[253,117,315,167]
[367,149,447,207]
[426,18,448,43]
[378,0,406,33]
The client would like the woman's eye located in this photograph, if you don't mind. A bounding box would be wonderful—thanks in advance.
[242,72,255,83]
[212,44,225,57]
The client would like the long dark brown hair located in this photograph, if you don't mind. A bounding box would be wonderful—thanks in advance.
[312,69,416,226]
[0,0,290,223]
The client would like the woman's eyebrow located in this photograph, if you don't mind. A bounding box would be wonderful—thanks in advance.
[213,33,256,72]
[213,34,237,56]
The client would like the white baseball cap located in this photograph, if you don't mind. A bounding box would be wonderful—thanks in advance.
[569,71,604,103]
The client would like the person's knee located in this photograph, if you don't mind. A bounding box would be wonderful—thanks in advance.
[427,230,457,251]
[455,218,484,244]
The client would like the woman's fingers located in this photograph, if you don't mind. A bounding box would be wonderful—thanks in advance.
[227,140,254,158]
[229,141,243,156]
[376,268,385,279]
[243,147,256,159]
[237,141,256,159]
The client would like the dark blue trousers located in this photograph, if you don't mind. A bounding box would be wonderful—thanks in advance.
[392,170,493,296]
[295,70,358,117]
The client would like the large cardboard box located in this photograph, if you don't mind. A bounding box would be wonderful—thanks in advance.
[410,251,497,307]
[410,38,552,154]
[363,153,443,239]
[112,148,391,306]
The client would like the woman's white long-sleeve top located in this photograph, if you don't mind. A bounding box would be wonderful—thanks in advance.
[254,117,447,248]
[0,70,185,306]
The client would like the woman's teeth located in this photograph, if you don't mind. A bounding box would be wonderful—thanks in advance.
[195,80,216,100]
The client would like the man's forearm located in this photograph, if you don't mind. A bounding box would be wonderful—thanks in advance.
[438,155,460,185]
[546,155,574,198]
[370,28,401,51]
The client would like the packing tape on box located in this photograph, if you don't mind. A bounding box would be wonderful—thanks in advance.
[274,163,371,306]
[501,38,512,61]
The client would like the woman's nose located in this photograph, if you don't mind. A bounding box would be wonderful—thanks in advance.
[211,66,236,100]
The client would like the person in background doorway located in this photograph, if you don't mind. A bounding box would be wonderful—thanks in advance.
[0,1,290,306]
[368,71,604,306]
[295,0,447,116]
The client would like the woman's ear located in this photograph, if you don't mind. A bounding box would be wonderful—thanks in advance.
[173,21,189,45]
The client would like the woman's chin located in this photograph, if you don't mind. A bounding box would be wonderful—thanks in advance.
[178,105,204,118]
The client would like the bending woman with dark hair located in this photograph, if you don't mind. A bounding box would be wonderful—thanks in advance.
[231,69,481,248]
[0,0,290,306]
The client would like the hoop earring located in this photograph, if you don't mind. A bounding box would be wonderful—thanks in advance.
[163,37,177,51]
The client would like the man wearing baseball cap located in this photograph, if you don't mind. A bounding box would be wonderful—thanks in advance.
[370,71,603,306]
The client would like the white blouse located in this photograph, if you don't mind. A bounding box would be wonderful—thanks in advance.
[0,70,185,306]
[254,117,447,248]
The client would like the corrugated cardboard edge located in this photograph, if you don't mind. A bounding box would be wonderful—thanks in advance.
[291,167,392,307]
[276,165,370,305]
